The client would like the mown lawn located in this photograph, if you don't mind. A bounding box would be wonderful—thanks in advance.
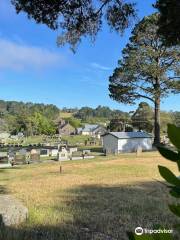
[61,135,90,145]
[0,152,179,240]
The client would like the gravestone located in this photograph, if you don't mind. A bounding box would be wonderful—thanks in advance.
[30,149,40,161]
[7,150,16,165]
[19,149,30,164]
[51,149,58,157]
[58,147,68,160]
[19,149,27,155]
[136,146,142,156]
[40,149,49,157]
[82,150,91,155]
[0,195,28,226]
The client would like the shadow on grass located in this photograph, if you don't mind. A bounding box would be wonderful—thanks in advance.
[0,185,8,194]
[0,182,179,240]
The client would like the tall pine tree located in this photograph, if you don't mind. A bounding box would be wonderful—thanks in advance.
[109,13,180,145]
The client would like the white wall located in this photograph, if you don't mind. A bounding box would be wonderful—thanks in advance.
[103,135,118,154]
[103,134,152,154]
[82,131,90,136]
[118,138,152,152]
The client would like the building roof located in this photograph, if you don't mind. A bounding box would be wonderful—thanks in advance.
[82,124,99,132]
[103,132,152,139]
[59,122,75,130]
[76,127,83,133]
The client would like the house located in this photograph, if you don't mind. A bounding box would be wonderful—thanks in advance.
[78,124,106,138]
[102,132,152,154]
[76,127,83,135]
[58,122,76,135]
[91,125,107,139]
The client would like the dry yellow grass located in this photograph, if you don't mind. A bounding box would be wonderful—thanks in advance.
[0,152,179,240]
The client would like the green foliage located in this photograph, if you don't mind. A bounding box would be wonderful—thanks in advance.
[160,111,173,134]
[11,1,180,49]
[158,166,180,185]
[31,113,56,135]
[171,112,180,127]
[155,0,180,46]
[156,124,180,236]
[109,13,180,144]
[108,117,132,132]
[128,232,172,240]
[158,147,179,162]
[64,117,83,129]
[109,14,180,106]
[167,124,180,150]
[0,100,59,119]
[11,0,136,51]
[0,100,59,136]
[169,205,180,217]
[131,102,154,133]
[74,105,129,123]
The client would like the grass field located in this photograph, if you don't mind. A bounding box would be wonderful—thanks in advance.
[6,135,95,146]
[60,112,73,118]
[0,152,179,240]
[61,135,90,145]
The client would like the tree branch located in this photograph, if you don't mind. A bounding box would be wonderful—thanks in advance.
[134,93,155,103]
[168,76,180,80]
[95,0,111,15]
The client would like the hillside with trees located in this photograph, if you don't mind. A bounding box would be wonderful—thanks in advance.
[73,106,129,124]
[0,100,59,136]
[0,99,179,137]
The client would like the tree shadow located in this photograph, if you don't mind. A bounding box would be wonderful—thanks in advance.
[0,185,8,194]
[0,182,179,240]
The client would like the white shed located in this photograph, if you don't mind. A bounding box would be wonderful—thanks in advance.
[102,132,152,154]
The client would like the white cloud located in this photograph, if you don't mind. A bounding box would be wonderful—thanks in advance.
[0,38,63,71]
[91,62,112,71]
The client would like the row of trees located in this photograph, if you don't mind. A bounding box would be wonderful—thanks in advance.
[74,106,129,122]
[108,102,180,134]
[0,100,59,119]
[1,98,179,137]
[0,100,59,136]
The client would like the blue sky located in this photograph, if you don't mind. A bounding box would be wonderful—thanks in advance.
[0,0,179,112]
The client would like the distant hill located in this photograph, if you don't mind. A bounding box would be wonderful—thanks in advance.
[0,100,60,119]
[73,106,130,124]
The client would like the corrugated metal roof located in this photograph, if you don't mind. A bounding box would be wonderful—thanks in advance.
[82,124,99,132]
[105,132,152,139]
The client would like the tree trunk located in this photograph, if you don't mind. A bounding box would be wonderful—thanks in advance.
[154,98,161,145]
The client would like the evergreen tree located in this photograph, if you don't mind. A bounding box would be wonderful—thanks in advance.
[109,14,180,145]
[11,0,136,51]
[155,0,180,46]
[131,102,154,133]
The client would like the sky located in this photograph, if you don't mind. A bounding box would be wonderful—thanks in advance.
[0,0,179,112]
